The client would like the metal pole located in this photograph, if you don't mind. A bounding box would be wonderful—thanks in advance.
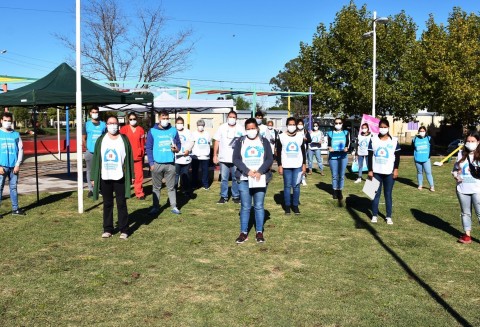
[308,86,312,129]
[372,11,377,118]
[76,0,84,213]
[57,108,61,159]
[66,106,70,176]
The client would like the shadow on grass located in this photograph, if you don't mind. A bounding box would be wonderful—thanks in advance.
[411,208,480,244]
[245,209,271,235]
[345,196,473,327]
[23,191,74,212]
[315,181,334,197]
[128,202,170,236]
[395,176,417,188]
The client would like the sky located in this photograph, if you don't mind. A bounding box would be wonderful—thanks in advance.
[0,0,478,107]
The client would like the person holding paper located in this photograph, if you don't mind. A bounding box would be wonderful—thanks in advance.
[232,118,273,244]
[367,119,401,225]
[277,117,306,215]
[354,123,372,183]
[412,126,435,191]
[326,117,350,200]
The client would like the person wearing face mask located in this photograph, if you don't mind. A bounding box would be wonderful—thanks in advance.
[354,123,372,183]
[0,112,26,217]
[326,117,350,201]
[266,120,278,159]
[146,110,182,215]
[296,118,311,185]
[120,112,146,200]
[255,111,273,145]
[174,116,194,198]
[307,121,325,176]
[191,119,212,190]
[276,117,307,215]
[213,110,245,204]
[82,107,106,198]
[232,118,273,244]
[412,126,435,192]
[452,132,480,244]
[368,118,401,225]
[90,116,134,240]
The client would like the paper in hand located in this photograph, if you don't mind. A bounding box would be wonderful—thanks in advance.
[363,178,380,200]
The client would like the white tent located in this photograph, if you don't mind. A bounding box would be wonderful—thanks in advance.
[100,92,235,114]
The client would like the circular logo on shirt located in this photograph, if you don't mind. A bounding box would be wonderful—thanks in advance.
[286,142,299,153]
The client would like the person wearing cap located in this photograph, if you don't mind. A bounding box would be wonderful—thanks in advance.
[120,112,146,200]
[191,119,212,190]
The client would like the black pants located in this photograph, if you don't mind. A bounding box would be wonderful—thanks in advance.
[101,178,129,233]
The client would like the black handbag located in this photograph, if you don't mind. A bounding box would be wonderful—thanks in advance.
[467,155,480,179]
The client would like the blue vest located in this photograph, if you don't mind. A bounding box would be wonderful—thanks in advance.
[327,130,347,151]
[0,130,20,167]
[150,127,178,163]
[86,120,106,153]
[413,136,430,162]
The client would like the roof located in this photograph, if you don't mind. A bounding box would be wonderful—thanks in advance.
[0,63,153,107]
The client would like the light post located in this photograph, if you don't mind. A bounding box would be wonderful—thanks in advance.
[363,11,388,118]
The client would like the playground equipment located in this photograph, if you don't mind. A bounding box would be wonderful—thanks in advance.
[433,144,463,166]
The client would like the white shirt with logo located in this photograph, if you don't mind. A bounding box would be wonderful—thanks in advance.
[192,130,211,160]
[369,135,400,175]
[175,128,194,165]
[279,132,304,168]
[357,133,372,156]
[455,151,480,194]
[101,136,126,180]
[309,130,324,150]
[213,123,245,163]
[240,138,265,180]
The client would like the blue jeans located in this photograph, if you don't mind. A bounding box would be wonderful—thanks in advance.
[191,159,209,188]
[175,163,191,194]
[308,149,323,171]
[329,155,348,190]
[0,167,19,210]
[357,155,367,178]
[415,159,434,188]
[238,180,266,233]
[456,191,480,232]
[372,173,395,217]
[220,162,239,199]
[283,167,302,207]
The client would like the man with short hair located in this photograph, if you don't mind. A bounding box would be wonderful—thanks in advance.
[82,107,106,198]
[0,112,25,216]
[146,110,182,215]
[255,111,272,143]
[213,110,245,204]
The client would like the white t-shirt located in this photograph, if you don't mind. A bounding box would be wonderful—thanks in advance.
[455,151,480,194]
[279,132,304,168]
[357,133,372,156]
[175,128,194,165]
[191,130,211,160]
[309,130,324,150]
[213,123,245,163]
[239,137,265,180]
[101,136,126,180]
[259,124,272,143]
[369,135,400,175]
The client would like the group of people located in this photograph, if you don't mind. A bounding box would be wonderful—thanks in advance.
[37,106,480,246]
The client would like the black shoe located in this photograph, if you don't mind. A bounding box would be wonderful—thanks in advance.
[256,232,265,243]
[12,208,26,216]
[284,207,291,215]
[332,190,338,199]
[292,206,300,215]
[217,197,228,204]
[338,190,343,200]
[236,232,248,244]
[232,197,241,204]
[87,191,93,198]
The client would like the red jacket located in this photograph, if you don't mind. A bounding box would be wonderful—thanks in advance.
[120,125,146,161]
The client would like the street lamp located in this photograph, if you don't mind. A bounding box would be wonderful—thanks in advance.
[363,11,388,118]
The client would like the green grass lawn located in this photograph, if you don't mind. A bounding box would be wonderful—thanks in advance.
[0,157,479,326]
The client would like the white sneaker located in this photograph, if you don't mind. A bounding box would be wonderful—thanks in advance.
[102,232,112,238]
[119,233,128,240]
[354,178,362,183]
[371,216,378,223]
[301,179,307,186]
[386,217,393,225]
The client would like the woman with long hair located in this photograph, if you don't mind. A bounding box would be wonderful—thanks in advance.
[354,123,371,183]
[413,126,435,191]
[326,117,350,200]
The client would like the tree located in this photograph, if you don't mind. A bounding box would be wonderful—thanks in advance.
[57,0,194,87]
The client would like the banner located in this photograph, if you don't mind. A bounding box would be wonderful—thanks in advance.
[360,114,380,135]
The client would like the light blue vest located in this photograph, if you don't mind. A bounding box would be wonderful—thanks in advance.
[86,120,106,153]
[0,130,20,167]
[413,136,430,162]
[150,127,178,163]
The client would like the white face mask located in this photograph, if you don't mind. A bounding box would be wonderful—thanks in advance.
[160,119,169,127]
[267,126,273,130]
[91,113,99,120]
[227,117,236,126]
[246,129,258,139]
[256,118,263,125]
[465,142,478,152]
[362,128,368,133]
[197,126,204,132]
[379,127,389,135]
[313,126,319,131]
[107,124,118,135]
[287,125,297,133]
[176,123,184,131]
[418,131,426,137]
[129,119,137,126]
[334,124,342,130]
[297,125,304,131]
[2,121,12,129]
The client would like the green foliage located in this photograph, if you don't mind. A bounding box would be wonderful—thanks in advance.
[233,96,252,111]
